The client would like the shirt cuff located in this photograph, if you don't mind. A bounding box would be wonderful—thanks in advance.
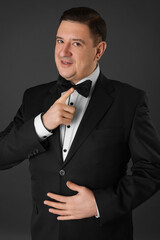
[34,113,53,140]
[95,202,100,218]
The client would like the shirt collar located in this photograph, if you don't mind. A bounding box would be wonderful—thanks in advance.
[75,64,100,94]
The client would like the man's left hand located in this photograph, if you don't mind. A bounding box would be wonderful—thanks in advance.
[44,181,98,220]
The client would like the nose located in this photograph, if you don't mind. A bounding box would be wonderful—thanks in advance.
[59,43,72,57]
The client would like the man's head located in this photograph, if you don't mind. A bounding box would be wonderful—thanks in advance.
[59,7,107,47]
[55,7,107,83]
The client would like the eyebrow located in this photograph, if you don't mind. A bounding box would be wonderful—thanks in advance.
[56,36,86,45]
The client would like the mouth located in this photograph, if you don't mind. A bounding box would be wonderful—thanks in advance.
[61,59,73,66]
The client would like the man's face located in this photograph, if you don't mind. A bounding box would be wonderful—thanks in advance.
[55,20,98,83]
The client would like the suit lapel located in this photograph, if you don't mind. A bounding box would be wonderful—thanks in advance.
[62,73,115,167]
[42,81,60,113]
[42,81,63,164]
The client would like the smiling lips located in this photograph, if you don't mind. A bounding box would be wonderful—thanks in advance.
[61,59,73,66]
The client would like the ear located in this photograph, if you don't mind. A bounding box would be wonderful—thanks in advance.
[95,41,107,61]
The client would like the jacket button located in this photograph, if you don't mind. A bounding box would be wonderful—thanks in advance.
[59,169,65,176]
[35,149,39,154]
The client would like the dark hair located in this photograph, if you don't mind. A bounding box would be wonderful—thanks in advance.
[59,7,107,46]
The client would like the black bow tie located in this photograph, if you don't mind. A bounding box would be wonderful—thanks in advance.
[57,76,92,98]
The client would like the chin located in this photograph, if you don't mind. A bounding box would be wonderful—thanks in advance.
[59,71,76,81]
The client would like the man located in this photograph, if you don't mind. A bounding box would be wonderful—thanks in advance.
[0,7,160,240]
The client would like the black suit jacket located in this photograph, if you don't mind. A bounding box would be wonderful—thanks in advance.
[0,73,160,240]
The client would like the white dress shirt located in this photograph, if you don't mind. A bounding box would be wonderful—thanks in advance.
[34,65,100,217]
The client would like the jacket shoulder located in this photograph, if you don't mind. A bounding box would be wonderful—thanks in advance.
[101,73,146,101]
[100,73,147,111]
[23,81,57,98]
[108,78,145,95]
[112,79,146,104]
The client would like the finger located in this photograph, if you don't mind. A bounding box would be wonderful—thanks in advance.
[62,111,74,120]
[66,181,82,192]
[63,105,75,114]
[57,215,76,221]
[61,118,72,126]
[44,200,67,210]
[47,192,69,203]
[57,88,74,104]
[49,208,69,216]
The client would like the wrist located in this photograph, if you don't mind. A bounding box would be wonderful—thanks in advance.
[41,113,53,133]
[34,113,53,140]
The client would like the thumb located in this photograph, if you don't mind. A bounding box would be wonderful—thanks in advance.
[66,181,81,192]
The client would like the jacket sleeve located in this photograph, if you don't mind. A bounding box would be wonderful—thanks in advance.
[93,93,160,225]
[0,91,47,170]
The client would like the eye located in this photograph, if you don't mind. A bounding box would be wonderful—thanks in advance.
[57,39,64,44]
[73,42,81,47]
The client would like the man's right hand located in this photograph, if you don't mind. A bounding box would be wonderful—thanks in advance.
[42,88,75,131]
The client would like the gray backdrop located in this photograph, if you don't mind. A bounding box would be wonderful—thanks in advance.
[0,0,160,239]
